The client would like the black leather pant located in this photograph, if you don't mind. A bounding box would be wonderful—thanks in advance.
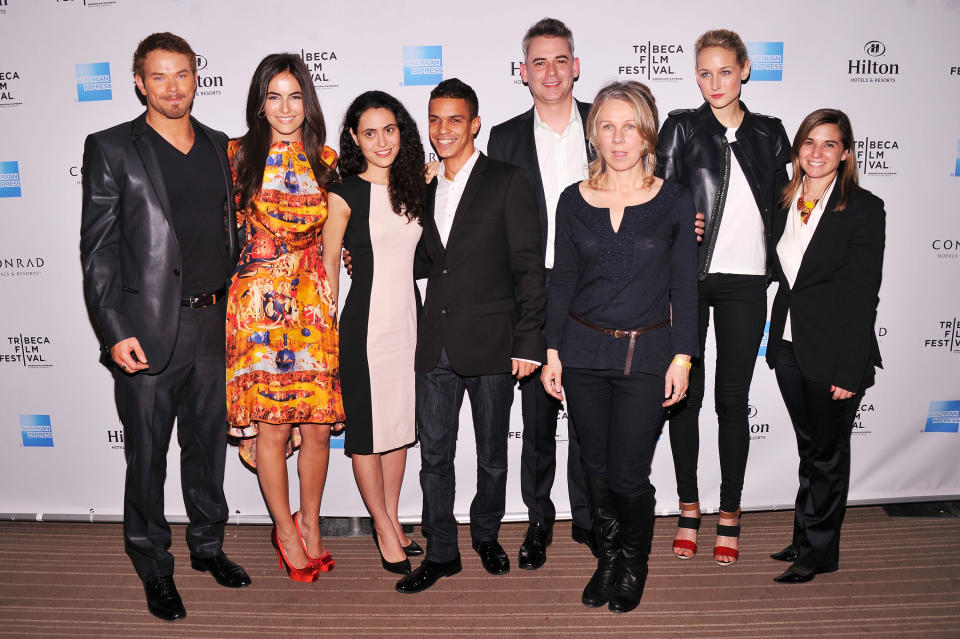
[114,300,229,581]
[668,273,766,512]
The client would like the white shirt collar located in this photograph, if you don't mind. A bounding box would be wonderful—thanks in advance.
[533,100,580,137]
[438,149,481,185]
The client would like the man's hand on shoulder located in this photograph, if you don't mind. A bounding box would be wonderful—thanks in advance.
[111,337,149,374]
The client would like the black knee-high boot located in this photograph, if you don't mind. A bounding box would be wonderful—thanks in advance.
[608,488,655,613]
[581,476,620,607]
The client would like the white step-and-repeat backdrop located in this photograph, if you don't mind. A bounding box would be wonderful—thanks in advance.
[1,0,958,523]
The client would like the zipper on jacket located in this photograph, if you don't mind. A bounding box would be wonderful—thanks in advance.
[699,138,730,280]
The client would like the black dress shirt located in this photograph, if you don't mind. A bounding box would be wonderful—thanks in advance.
[546,181,698,374]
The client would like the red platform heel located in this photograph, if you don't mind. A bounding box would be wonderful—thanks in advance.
[294,511,335,572]
[271,526,319,582]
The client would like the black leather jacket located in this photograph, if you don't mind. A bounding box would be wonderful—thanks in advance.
[656,102,791,281]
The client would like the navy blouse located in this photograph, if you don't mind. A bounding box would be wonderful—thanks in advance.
[545,180,698,374]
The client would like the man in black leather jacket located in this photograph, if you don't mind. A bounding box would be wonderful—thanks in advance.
[80,32,249,622]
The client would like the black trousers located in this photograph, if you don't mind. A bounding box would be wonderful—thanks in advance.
[114,300,229,580]
[519,372,590,530]
[774,341,861,573]
[668,273,766,511]
[563,368,663,497]
[416,348,515,562]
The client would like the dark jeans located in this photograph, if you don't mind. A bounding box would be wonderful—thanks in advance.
[114,300,229,581]
[774,341,861,572]
[416,348,515,562]
[668,273,766,512]
[563,368,663,497]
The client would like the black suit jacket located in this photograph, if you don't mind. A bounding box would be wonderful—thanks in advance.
[487,100,593,259]
[80,112,241,373]
[415,153,546,376]
[765,183,885,391]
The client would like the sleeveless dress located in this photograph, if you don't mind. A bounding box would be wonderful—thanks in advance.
[331,175,421,454]
[226,140,345,469]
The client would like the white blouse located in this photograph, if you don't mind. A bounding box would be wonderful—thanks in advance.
[776,176,837,341]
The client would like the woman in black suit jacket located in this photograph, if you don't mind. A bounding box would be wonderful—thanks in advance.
[765,109,885,583]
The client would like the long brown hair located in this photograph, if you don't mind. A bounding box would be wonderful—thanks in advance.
[585,81,658,188]
[779,108,858,212]
[233,53,338,213]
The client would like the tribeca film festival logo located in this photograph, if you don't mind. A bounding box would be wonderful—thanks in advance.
[0,69,22,108]
[0,256,45,278]
[2,334,52,368]
[855,135,899,177]
[745,42,783,81]
[0,160,21,198]
[194,54,224,97]
[924,400,960,433]
[403,46,442,87]
[924,317,960,353]
[56,0,118,7]
[619,41,687,82]
[21,414,53,447]
[297,49,339,91]
[852,402,876,436]
[747,405,770,441]
[75,62,112,102]
[848,40,899,84]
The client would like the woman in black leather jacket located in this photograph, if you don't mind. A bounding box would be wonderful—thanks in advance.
[655,29,791,566]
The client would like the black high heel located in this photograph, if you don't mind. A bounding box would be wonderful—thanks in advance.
[402,539,424,557]
[372,525,411,575]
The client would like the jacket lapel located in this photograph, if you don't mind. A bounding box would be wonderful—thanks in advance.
[194,118,238,263]
[445,153,488,247]
[422,178,443,256]
[794,185,842,286]
[131,113,177,235]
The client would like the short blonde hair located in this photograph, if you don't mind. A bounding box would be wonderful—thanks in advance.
[694,29,748,67]
[586,81,659,187]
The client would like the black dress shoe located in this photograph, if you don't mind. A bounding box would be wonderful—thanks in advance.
[143,575,186,622]
[572,524,600,559]
[770,545,798,562]
[518,522,552,570]
[773,565,816,583]
[395,556,462,594]
[190,552,252,588]
[472,539,510,575]
[402,539,424,557]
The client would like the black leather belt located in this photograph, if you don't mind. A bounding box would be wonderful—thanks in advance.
[570,312,669,375]
[181,285,227,308]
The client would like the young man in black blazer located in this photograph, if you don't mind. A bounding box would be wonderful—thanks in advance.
[80,33,249,622]
[395,79,546,594]
[486,17,596,568]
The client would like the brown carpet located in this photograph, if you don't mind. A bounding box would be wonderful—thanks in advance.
[1,506,958,638]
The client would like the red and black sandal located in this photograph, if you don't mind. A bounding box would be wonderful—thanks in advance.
[672,501,701,560]
[714,508,741,567]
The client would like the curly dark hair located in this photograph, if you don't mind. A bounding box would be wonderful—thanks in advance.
[233,53,338,213]
[338,91,425,223]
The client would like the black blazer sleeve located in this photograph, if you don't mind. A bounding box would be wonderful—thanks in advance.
[505,168,547,361]
[833,194,885,390]
[771,120,792,194]
[80,133,131,352]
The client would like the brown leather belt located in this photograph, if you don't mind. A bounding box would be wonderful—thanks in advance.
[181,285,227,308]
[570,313,669,374]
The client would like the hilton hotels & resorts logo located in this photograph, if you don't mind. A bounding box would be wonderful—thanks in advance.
[849,41,899,84]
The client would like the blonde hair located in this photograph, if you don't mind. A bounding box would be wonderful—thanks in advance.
[586,81,659,188]
[694,29,749,67]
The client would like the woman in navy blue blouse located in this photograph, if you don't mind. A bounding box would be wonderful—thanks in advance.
[541,81,698,613]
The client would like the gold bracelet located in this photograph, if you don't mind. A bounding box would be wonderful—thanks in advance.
[672,356,692,369]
